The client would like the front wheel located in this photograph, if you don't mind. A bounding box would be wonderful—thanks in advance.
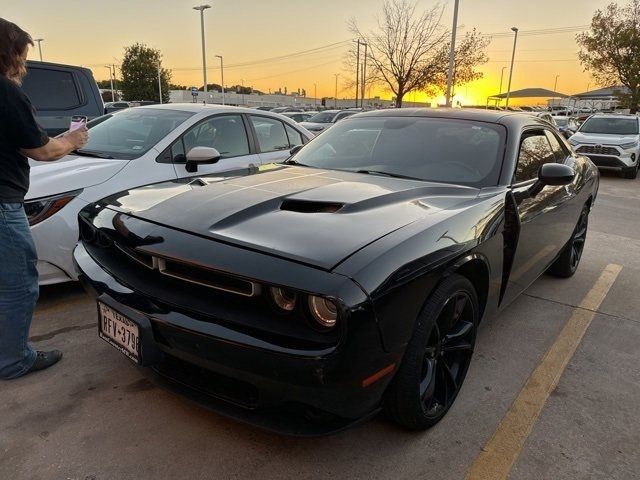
[548,205,589,278]
[384,274,479,430]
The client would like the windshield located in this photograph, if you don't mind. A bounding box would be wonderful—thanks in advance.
[82,108,193,159]
[579,117,639,135]
[292,117,506,187]
[307,112,337,123]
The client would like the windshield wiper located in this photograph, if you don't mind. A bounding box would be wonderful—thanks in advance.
[355,169,421,180]
[73,149,115,159]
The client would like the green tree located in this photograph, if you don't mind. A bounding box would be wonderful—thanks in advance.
[577,0,640,113]
[120,43,171,102]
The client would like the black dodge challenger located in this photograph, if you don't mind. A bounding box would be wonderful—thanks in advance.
[74,109,599,435]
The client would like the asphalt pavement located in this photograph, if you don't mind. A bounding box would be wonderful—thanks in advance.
[1,172,639,480]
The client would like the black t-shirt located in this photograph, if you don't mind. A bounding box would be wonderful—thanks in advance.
[0,76,49,202]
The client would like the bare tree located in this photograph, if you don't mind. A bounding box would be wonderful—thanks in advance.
[348,0,448,107]
[578,0,640,112]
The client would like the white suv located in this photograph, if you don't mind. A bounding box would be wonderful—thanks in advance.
[568,114,640,179]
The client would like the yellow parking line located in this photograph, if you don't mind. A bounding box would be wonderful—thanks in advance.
[465,263,622,480]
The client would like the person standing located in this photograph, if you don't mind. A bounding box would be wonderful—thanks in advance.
[0,18,88,379]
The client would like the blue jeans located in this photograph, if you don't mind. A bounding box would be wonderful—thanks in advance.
[0,202,38,379]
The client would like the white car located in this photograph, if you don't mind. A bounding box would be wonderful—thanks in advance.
[568,114,640,179]
[281,111,317,123]
[26,104,313,285]
[299,109,360,135]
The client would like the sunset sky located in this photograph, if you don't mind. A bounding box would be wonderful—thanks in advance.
[3,0,617,105]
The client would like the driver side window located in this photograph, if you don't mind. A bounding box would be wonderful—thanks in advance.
[182,114,250,159]
[515,131,556,182]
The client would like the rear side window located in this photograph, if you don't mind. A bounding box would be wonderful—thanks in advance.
[22,68,81,110]
[250,116,290,152]
[516,131,556,182]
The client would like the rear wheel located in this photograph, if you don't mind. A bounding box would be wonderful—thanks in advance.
[384,274,479,430]
[548,205,589,278]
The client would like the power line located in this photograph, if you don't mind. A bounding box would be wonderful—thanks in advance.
[483,25,588,38]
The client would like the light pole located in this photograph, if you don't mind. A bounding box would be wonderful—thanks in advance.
[334,73,339,108]
[215,54,224,105]
[361,42,368,108]
[355,40,361,108]
[193,4,211,95]
[445,0,460,107]
[505,27,518,108]
[554,74,560,92]
[34,38,44,61]
[241,78,245,105]
[105,65,115,102]
[157,62,163,104]
[314,82,317,107]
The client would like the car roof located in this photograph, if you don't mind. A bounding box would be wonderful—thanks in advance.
[588,113,639,119]
[139,103,295,117]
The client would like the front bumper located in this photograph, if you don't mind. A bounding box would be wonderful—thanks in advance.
[73,243,397,435]
[574,145,638,171]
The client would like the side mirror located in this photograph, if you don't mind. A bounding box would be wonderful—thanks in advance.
[185,146,221,173]
[289,144,303,155]
[528,163,575,197]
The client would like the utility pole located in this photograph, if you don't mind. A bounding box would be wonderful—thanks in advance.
[554,74,560,92]
[193,5,211,94]
[215,55,224,105]
[498,66,506,106]
[34,38,44,61]
[505,27,518,108]
[334,73,339,108]
[355,40,361,108]
[314,82,317,107]
[445,0,460,107]
[158,63,163,104]
[241,78,245,105]
[105,65,115,102]
[361,42,368,109]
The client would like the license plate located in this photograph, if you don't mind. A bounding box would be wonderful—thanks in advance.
[98,302,140,363]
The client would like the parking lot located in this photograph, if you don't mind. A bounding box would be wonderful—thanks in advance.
[1,172,639,480]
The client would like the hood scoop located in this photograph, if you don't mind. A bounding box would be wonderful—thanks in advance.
[280,199,344,213]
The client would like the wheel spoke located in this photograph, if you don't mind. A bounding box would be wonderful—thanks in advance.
[420,358,437,402]
[442,320,474,352]
[439,360,458,399]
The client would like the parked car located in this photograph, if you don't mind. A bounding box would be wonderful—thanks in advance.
[104,101,131,114]
[299,109,360,134]
[255,106,274,111]
[553,116,580,139]
[569,113,640,178]
[270,106,302,113]
[281,111,317,123]
[25,104,312,285]
[22,60,104,136]
[75,109,598,434]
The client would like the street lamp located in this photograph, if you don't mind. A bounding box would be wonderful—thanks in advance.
[334,73,339,108]
[361,42,368,108]
[314,82,317,107]
[498,66,507,106]
[104,65,115,102]
[215,54,224,105]
[554,75,560,92]
[241,78,245,105]
[34,38,44,61]
[445,0,460,107]
[505,27,518,108]
[193,4,211,95]
[157,62,163,104]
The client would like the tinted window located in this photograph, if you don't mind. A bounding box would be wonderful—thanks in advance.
[580,117,639,135]
[516,132,555,182]
[81,108,193,159]
[250,116,290,152]
[22,68,81,110]
[307,112,336,123]
[292,117,506,188]
[285,124,303,147]
[183,114,249,158]
[545,131,567,162]
[335,111,357,121]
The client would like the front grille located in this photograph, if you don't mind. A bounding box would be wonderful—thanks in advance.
[584,155,626,168]
[153,354,259,409]
[577,145,619,156]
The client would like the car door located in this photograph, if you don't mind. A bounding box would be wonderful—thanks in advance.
[249,115,304,164]
[502,128,573,304]
[168,113,261,178]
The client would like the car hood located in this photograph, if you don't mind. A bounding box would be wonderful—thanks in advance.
[27,156,129,200]
[100,166,480,270]
[570,132,639,145]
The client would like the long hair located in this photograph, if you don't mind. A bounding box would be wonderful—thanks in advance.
[0,18,33,84]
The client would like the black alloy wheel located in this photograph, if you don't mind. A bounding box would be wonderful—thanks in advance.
[548,204,589,278]
[385,274,479,430]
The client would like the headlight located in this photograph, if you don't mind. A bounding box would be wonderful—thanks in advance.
[270,287,297,312]
[620,141,639,150]
[308,295,338,328]
[24,190,82,226]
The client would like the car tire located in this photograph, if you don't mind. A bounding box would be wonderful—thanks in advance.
[548,205,589,278]
[623,164,638,179]
[384,274,479,430]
